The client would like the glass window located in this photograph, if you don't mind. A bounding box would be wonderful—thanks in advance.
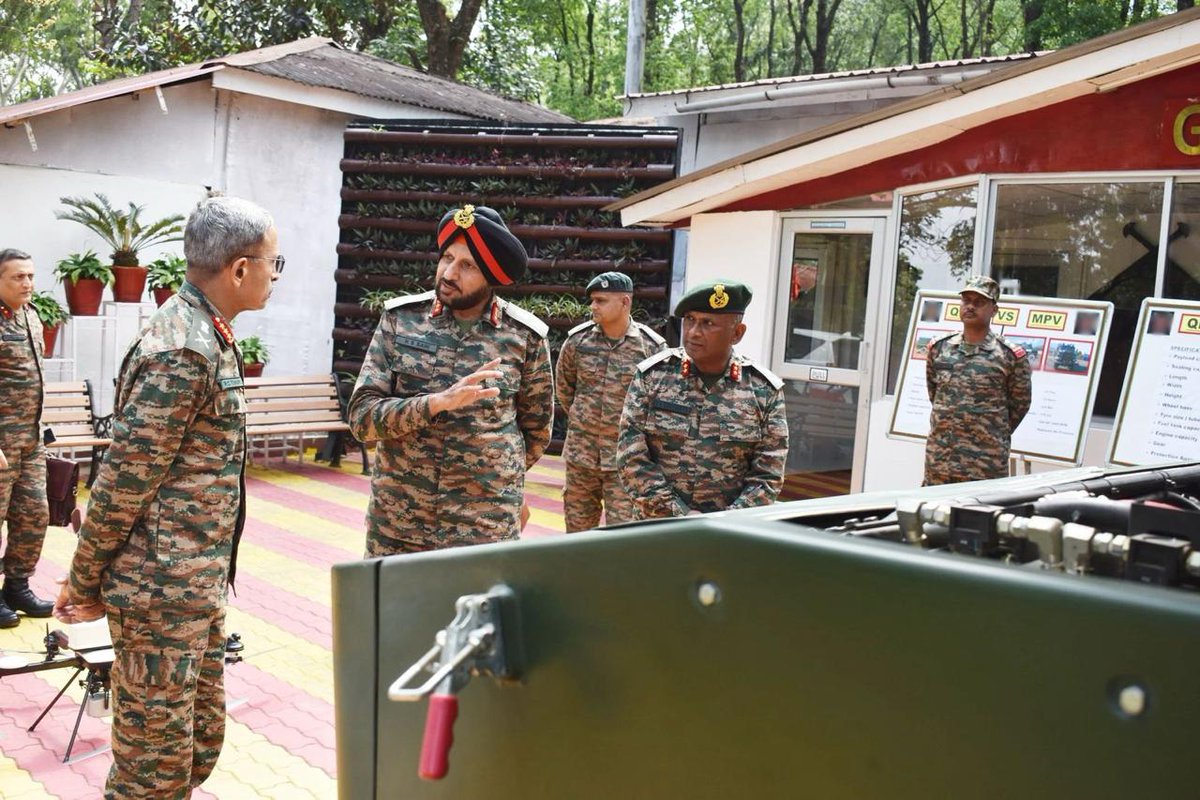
[886,185,978,392]
[783,232,872,369]
[990,182,1164,417]
[1164,182,1200,301]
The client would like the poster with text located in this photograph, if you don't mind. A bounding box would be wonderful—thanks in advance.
[1108,299,1200,466]
[888,290,1113,465]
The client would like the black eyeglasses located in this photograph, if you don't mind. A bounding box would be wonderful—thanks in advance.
[243,255,286,275]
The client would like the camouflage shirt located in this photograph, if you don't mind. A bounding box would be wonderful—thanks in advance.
[617,348,790,519]
[924,331,1033,485]
[556,319,666,470]
[0,302,44,452]
[68,282,247,610]
[349,291,554,553]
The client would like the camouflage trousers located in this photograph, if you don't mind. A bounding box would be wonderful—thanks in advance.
[0,440,48,578]
[563,462,635,532]
[104,604,227,800]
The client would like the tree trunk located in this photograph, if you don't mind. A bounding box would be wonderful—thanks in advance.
[415,0,485,78]
[786,0,814,74]
[805,0,843,73]
[586,0,596,96]
[734,0,748,82]
[767,0,777,76]
[1021,0,1043,52]
[1180,0,1195,9]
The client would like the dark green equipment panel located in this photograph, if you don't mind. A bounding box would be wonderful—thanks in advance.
[333,505,1200,799]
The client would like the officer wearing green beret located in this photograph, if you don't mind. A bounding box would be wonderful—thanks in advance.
[924,275,1032,485]
[616,279,789,519]
[556,271,666,531]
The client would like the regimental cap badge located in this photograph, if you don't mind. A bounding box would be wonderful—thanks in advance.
[453,204,476,229]
[709,284,730,310]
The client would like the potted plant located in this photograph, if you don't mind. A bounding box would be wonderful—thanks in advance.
[56,193,184,303]
[147,254,188,307]
[29,290,70,357]
[53,250,114,316]
[238,335,270,378]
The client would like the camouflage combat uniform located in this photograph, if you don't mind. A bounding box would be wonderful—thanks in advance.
[67,282,247,799]
[556,319,666,531]
[0,301,48,580]
[349,291,554,555]
[616,348,790,519]
[923,331,1032,485]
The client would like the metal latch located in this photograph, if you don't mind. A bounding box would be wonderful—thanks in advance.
[388,585,521,780]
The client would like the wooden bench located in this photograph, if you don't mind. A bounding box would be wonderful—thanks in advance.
[244,374,368,473]
[43,381,112,486]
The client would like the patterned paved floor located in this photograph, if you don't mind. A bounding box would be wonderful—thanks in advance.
[0,451,567,798]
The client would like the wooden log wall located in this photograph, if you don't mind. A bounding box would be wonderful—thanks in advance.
[332,121,681,377]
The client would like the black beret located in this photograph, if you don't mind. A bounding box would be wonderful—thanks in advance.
[673,279,752,315]
[436,205,528,286]
[585,271,634,296]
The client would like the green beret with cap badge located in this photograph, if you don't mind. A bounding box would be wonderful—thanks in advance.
[585,271,634,296]
[673,279,753,316]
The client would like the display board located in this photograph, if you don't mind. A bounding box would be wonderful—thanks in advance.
[1108,298,1200,466]
[888,291,1113,466]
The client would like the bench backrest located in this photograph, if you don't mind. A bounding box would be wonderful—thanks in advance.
[43,381,99,440]
[244,373,346,430]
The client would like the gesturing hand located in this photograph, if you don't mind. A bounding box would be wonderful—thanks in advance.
[427,358,504,416]
[52,577,106,624]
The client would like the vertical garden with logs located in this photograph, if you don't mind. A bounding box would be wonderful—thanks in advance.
[333,122,680,400]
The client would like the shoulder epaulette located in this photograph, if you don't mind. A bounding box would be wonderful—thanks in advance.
[636,348,681,373]
[383,290,435,311]
[182,311,219,363]
[502,301,549,338]
[567,319,595,337]
[996,336,1028,360]
[634,321,667,346]
[928,332,956,351]
[743,359,784,391]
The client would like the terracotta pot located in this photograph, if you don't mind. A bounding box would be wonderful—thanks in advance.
[153,287,176,307]
[113,265,148,303]
[63,278,105,316]
[244,362,265,378]
[42,324,60,358]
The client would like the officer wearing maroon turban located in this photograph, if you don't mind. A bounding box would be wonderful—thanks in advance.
[348,205,555,554]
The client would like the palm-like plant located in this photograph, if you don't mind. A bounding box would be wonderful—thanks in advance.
[56,193,185,266]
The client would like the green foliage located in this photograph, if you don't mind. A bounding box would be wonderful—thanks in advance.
[146,254,188,291]
[508,293,591,319]
[29,290,69,327]
[57,193,184,266]
[238,335,270,365]
[53,250,114,285]
[359,289,400,312]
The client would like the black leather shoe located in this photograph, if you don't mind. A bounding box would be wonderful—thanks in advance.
[2,578,54,618]
[0,597,18,628]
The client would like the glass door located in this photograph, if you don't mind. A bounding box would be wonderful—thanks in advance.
[772,215,886,499]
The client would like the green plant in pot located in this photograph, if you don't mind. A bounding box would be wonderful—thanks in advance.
[29,290,70,357]
[53,250,114,316]
[238,335,270,378]
[147,254,188,307]
[56,193,184,303]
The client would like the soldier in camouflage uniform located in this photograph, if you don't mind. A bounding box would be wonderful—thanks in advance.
[557,271,665,531]
[349,205,553,555]
[617,280,789,519]
[924,276,1032,486]
[0,248,54,628]
[54,197,281,799]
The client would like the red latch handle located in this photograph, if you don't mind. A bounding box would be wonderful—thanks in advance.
[418,693,459,780]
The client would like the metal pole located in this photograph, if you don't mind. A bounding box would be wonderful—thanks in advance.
[625,0,647,97]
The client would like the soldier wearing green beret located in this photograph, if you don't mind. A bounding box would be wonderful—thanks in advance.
[617,279,789,519]
[924,276,1032,485]
[556,271,666,531]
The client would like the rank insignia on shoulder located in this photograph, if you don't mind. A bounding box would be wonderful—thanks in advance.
[1011,344,1027,359]
[729,361,742,382]
[0,306,11,320]
[211,314,234,346]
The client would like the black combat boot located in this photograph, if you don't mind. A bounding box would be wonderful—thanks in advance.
[0,596,17,628]
[2,577,54,618]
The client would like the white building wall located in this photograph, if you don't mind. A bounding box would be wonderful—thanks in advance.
[684,212,780,362]
[0,80,421,402]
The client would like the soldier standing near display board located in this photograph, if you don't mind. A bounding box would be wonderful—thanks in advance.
[617,279,789,519]
[924,276,1032,485]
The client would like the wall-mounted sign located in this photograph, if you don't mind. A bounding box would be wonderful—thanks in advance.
[1108,298,1200,466]
[888,290,1113,466]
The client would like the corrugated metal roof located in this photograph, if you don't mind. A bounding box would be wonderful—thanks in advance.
[0,37,571,127]
[624,52,1041,100]
[238,45,572,123]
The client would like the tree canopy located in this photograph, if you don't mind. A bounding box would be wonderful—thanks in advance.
[0,0,1191,116]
